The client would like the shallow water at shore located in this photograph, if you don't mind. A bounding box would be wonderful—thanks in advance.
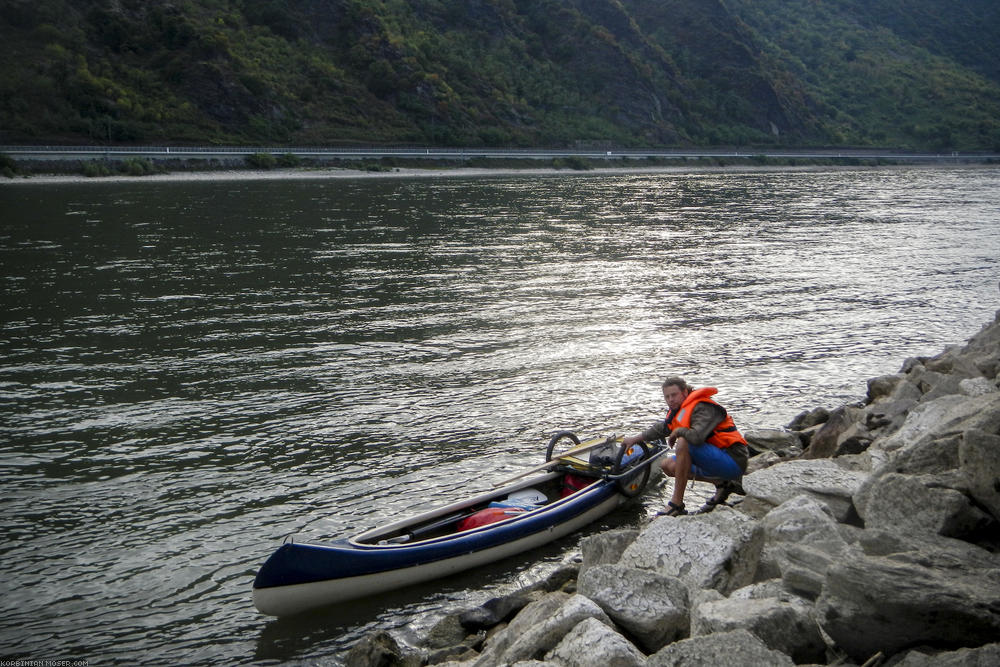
[1,165,998,664]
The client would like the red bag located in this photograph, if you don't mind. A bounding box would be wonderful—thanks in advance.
[457,507,526,531]
[561,473,594,497]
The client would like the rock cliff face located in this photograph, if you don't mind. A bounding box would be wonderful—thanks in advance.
[348,306,1000,666]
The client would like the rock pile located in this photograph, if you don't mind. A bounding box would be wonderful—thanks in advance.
[347,309,1000,667]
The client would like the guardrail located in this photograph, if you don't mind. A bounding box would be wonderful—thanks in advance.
[2,145,996,162]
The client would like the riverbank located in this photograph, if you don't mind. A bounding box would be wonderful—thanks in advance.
[3,157,997,186]
[348,302,1000,666]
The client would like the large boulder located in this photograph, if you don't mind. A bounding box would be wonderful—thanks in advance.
[577,564,689,652]
[960,376,1000,396]
[892,642,1000,666]
[960,428,1000,521]
[744,428,802,456]
[754,494,853,597]
[691,596,826,664]
[872,392,1000,455]
[815,551,1000,662]
[856,527,1000,572]
[473,593,611,666]
[805,405,866,459]
[647,629,794,667]
[927,316,1000,377]
[857,471,994,538]
[741,458,867,522]
[578,529,639,576]
[544,617,645,667]
[617,509,762,595]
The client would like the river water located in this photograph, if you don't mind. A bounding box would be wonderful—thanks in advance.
[1,166,998,664]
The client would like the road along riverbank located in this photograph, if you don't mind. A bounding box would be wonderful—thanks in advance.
[347,299,1000,666]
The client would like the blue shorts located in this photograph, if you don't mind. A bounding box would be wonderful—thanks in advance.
[673,443,743,481]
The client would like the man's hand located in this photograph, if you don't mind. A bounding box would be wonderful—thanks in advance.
[622,435,643,447]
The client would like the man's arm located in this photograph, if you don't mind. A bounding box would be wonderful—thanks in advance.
[638,419,670,442]
[623,419,669,446]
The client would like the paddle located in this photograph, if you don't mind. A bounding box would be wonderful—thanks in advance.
[492,435,619,488]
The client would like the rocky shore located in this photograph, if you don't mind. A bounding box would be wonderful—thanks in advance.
[347,306,1000,667]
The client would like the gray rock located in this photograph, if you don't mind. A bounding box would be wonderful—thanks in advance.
[856,527,1000,576]
[873,393,1000,454]
[960,376,999,397]
[805,405,866,459]
[426,614,473,649]
[924,343,993,379]
[852,431,962,521]
[578,529,639,576]
[474,593,612,666]
[577,564,689,652]
[745,450,783,475]
[858,471,993,538]
[545,617,645,667]
[618,510,762,595]
[961,329,1000,378]
[867,373,905,403]
[889,432,963,475]
[864,394,920,437]
[647,629,794,667]
[815,552,1000,662]
[742,459,867,522]
[691,596,826,664]
[460,589,547,631]
[345,630,422,667]
[787,406,830,431]
[727,579,788,601]
[908,366,968,401]
[960,428,1000,521]
[744,429,802,455]
[427,640,483,666]
[892,642,1000,666]
[755,494,850,591]
[830,420,873,456]
[777,542,851,601]
[534,564,581,594]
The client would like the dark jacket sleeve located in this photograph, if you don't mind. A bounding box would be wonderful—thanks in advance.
[638,419,670,443]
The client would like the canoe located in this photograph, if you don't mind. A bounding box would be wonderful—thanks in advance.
[253,434,666,616]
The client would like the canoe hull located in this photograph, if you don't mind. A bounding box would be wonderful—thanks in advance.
[253,488,623,616]
[253,439,665,616]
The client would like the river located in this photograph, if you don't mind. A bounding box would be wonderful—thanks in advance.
[1,165,998,664]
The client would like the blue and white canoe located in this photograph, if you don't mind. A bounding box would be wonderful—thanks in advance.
[253,434,665,616]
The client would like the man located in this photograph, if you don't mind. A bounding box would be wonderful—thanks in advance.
[623,377,749,516]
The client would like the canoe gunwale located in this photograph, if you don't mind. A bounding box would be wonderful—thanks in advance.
[349,470,572,548]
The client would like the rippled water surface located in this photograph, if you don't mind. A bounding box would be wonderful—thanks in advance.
[2,166,999,664]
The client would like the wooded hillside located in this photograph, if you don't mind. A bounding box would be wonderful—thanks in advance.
[2,0,998,150]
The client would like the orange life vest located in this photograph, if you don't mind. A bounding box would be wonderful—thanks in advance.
[666,387,746,449]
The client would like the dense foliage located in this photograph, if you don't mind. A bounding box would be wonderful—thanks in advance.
[1,0,998,149]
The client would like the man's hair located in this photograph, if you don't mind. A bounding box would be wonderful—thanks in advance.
[661,376,690,392]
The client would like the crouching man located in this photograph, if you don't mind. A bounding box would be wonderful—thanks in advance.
[623,376,748,516]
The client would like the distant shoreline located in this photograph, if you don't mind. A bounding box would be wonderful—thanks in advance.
[3,161,997,186]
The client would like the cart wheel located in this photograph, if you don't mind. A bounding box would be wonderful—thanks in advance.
[545,430,581,461]
[613,441,651,497]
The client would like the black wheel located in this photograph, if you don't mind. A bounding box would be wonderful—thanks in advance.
[613,441,651,497]
[545,430,581,462]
